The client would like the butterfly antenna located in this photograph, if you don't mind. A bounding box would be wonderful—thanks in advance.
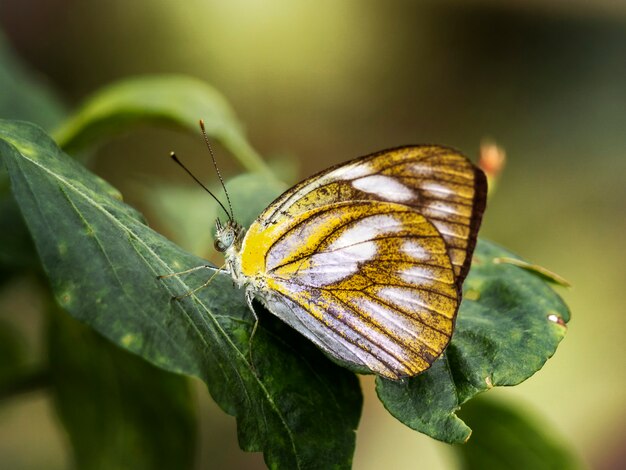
[169,152,232,220]
[199,119,235,221]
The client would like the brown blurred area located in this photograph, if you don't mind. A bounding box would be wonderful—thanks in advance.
[1,1,625,468]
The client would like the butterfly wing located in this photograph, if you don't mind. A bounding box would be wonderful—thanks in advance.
[238,146,486,379]
[241,200,458,379]
[258,145,486,287]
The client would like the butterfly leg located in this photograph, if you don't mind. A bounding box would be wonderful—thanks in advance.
[245,290,260,372]
[158,264,227,300]
[156,264,224,280]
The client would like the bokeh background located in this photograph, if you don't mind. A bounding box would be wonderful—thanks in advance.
[1,1,625,468]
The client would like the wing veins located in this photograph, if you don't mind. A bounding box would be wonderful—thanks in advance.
[357,270,457,299]
[280,276,458,346]
[360,291,452,338]
[262,146,479,224]
[274,290,408,372]
[315,233,439,255]
[420,195,473,207]
[267,208,429,273]
[401,176,474,188]
[325,290,442,358]
[269,251,452,278]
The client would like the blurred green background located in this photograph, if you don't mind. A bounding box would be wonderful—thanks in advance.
[0,1,624,468]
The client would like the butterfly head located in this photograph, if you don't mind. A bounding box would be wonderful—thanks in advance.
[214,218,243,253]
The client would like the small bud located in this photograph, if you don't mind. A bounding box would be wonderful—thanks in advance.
[478,139,506,196]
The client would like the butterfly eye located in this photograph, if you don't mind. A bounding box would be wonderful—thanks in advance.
[214,239,227,252]
[215,227,236,252]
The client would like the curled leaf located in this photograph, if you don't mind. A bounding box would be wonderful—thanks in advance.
[493,257,571,287]
[52,75,270,174]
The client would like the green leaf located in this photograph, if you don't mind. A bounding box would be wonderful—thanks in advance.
[1,119,361,469]
[52,75,270,174]
[377,240,570,443]
[454,396,583,469]
[48,305,196,470]
[375,357,471,443]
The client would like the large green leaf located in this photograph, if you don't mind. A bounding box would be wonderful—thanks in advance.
[0,119,361,469]
[52,75,270,174]
[377,240,570,443]
[454,396,583,469]
[48,305,196,470]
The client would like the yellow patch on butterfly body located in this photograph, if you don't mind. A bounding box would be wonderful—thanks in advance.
[217,146,487,380]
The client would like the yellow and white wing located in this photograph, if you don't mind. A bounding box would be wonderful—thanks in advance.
[239,146,486,379]
[260,145,486,286]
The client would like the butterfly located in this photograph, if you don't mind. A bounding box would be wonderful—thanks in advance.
[207,144,487,380]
